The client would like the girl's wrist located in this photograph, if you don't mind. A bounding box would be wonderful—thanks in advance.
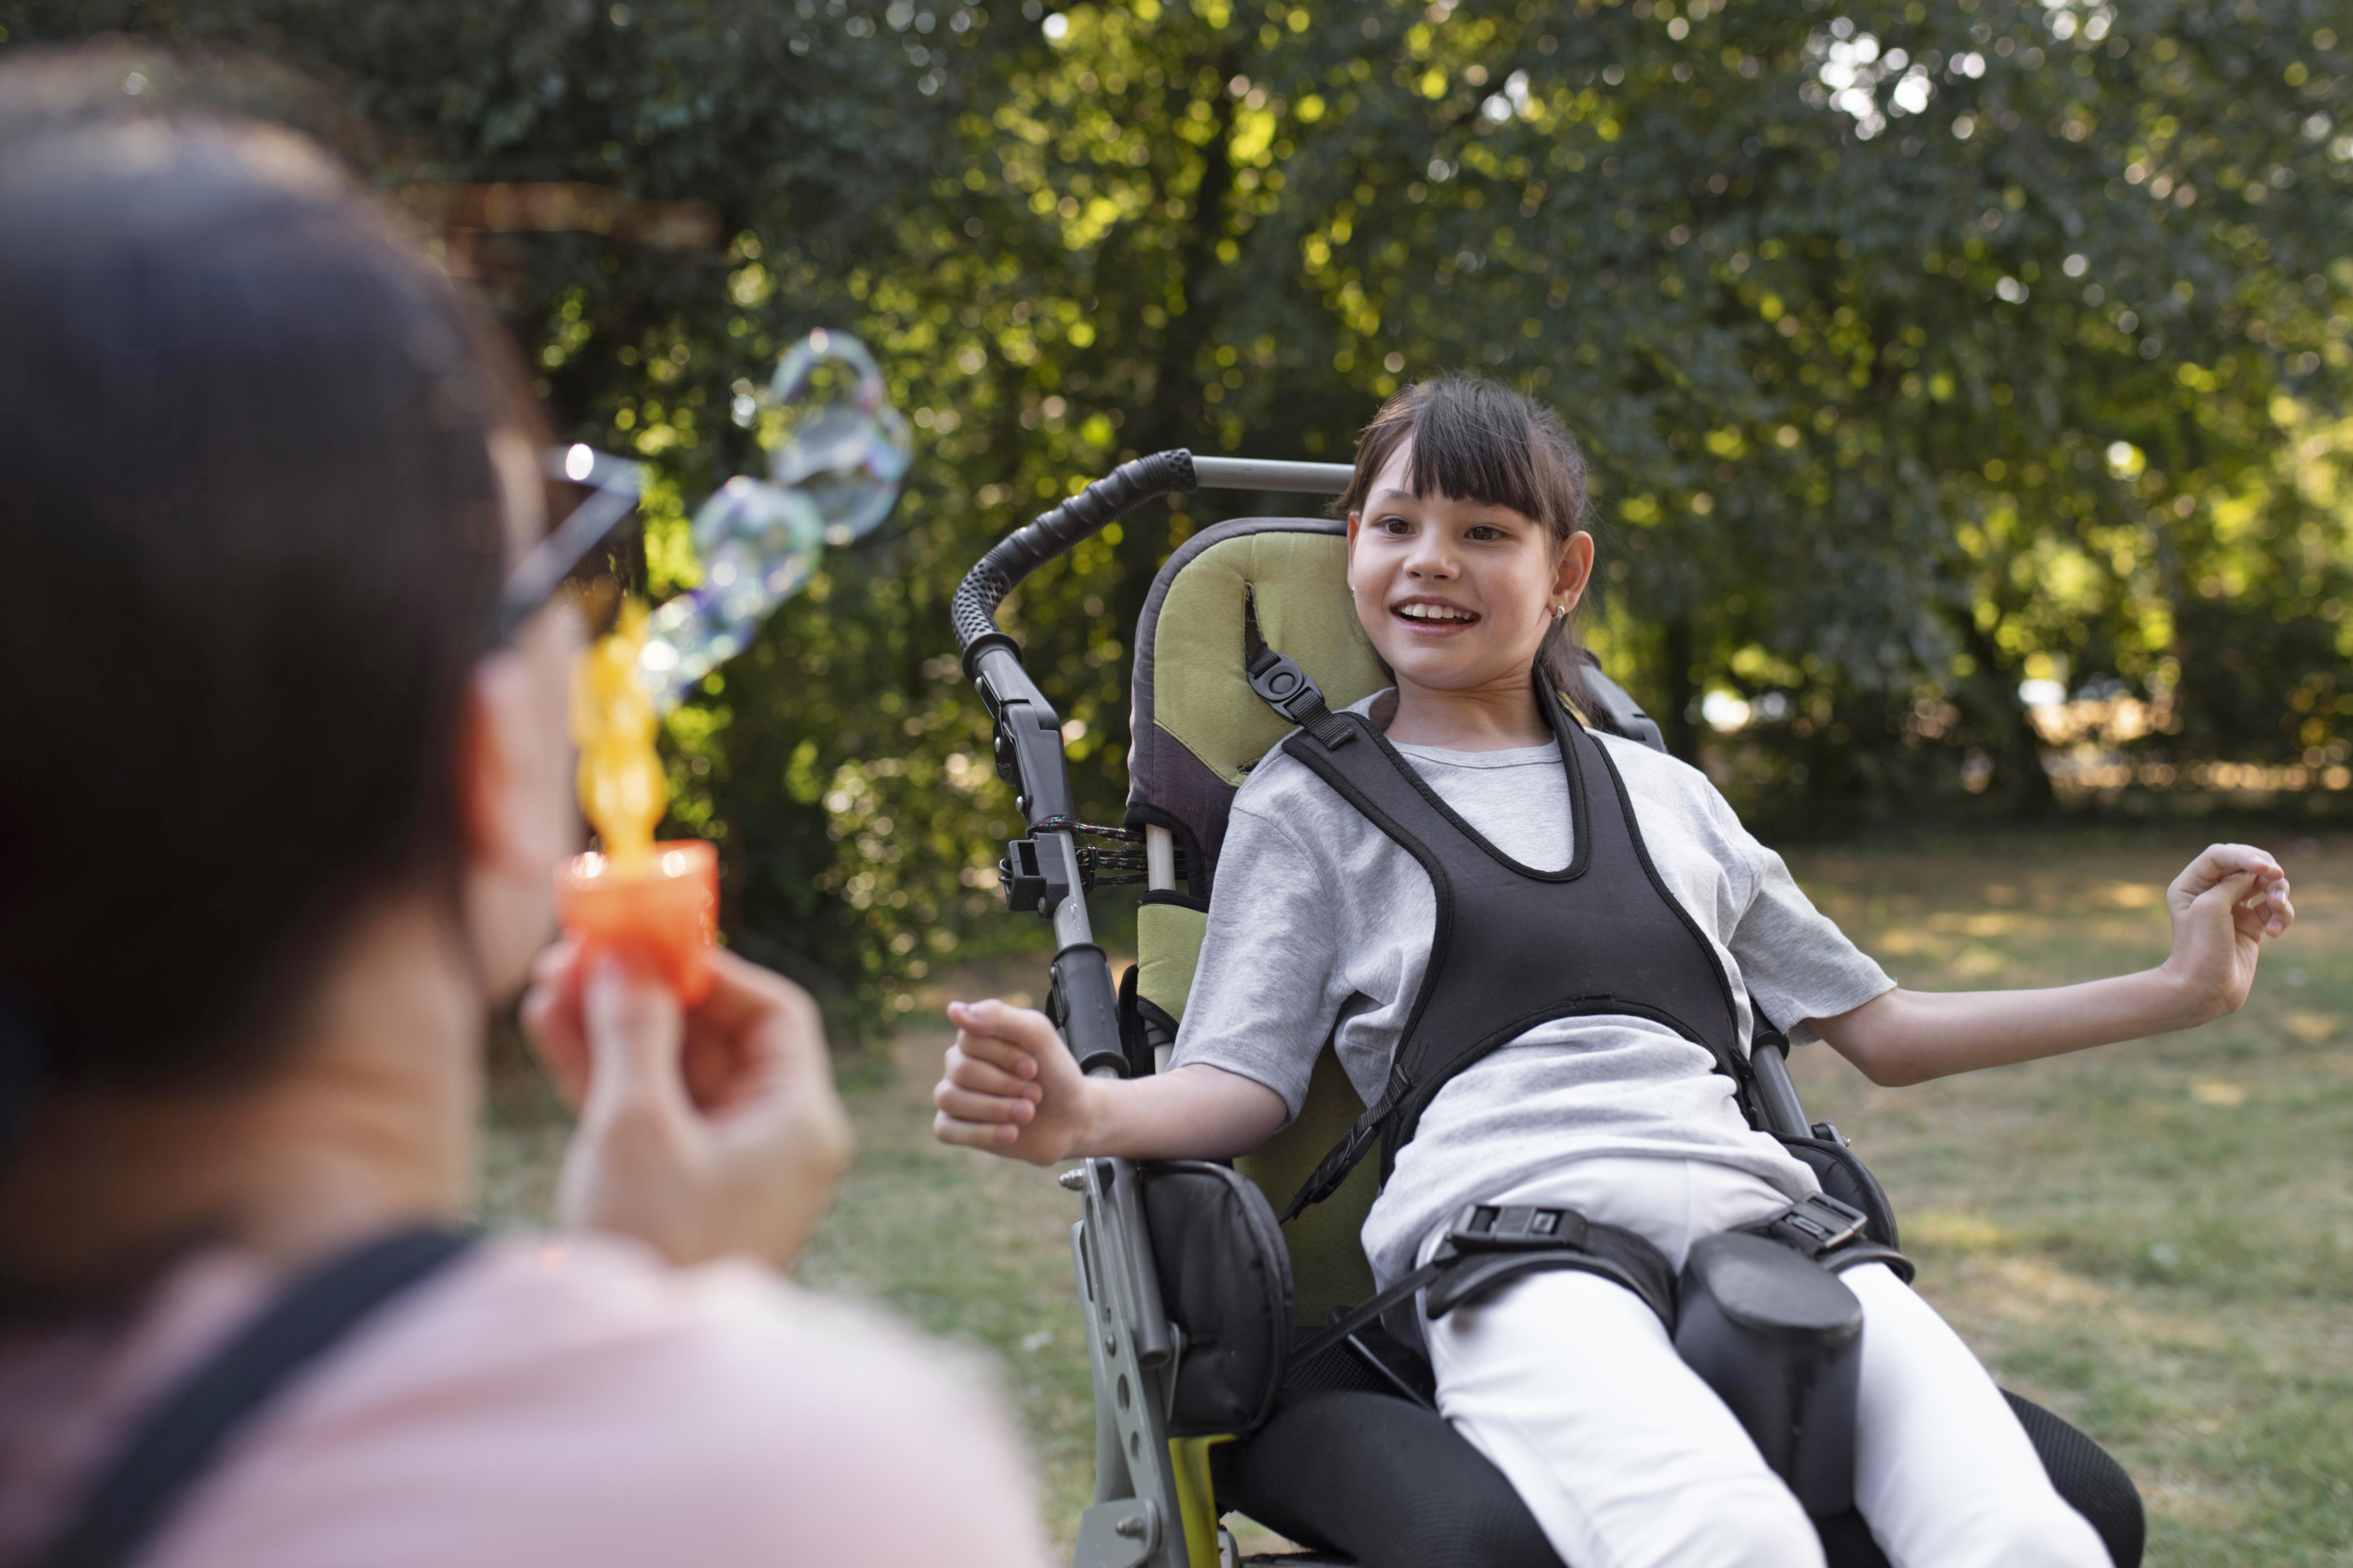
[2145,962,2220,1031]
[1069,1073,1112,1160]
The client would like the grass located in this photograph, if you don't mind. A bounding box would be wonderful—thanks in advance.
[481,830,2353,1565]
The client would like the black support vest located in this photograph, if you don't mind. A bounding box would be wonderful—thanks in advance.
[1251,659,1751,1221]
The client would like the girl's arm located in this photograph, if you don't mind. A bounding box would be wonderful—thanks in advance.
[932,997,1289,1163]
[1810,842,2295,1086]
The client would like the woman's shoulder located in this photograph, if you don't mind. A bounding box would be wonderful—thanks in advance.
[154,1233,1049,1568]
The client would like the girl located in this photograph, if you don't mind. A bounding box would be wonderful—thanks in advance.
[933,377,2294,1568]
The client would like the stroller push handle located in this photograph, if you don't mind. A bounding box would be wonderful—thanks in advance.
[949,450,1353,672]
[952,449,1199,671]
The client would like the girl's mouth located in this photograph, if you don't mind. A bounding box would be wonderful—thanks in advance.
[1392,600,1481,634]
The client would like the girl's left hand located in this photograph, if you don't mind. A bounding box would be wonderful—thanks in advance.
[2160,843,2294,1024]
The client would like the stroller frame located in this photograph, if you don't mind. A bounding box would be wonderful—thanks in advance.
[948,452,2139,1568]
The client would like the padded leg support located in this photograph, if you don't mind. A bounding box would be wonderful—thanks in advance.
[1673,1231,1865,1517]
[1214,1391,1563,1568]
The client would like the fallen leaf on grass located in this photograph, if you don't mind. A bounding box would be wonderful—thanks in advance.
[2283,1010,2339,1043]
[2190,1080,2248,1106]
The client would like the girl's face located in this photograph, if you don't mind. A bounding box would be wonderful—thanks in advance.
[1344,438,1593,696]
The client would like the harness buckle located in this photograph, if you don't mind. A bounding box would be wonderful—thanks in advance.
[1245,648,1318,718]
[1443,1203,1592,1255]
[1764,1193,1869,1257]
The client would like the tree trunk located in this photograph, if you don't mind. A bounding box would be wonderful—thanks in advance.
[1956,612,2059,817]
[1663,616,1699,763]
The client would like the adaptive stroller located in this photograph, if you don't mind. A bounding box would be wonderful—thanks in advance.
[949,453,2147,1568]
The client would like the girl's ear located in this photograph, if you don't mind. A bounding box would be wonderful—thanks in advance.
[1552,530,1597,612]
[1344,509,1361,559]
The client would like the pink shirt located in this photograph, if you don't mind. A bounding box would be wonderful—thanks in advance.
[0,1234,1052,1568]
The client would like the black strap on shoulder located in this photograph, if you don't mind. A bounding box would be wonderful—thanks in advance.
[33,1226,476,1568]
[1291,1202,1675,1372]
[1245,648,1356,750]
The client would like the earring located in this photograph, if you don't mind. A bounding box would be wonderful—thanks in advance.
[1550,603,1567,621]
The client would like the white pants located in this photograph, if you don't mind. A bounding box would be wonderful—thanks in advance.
[1419,1158,2110,1568]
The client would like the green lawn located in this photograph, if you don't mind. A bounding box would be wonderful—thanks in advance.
[482,830,2353,1565]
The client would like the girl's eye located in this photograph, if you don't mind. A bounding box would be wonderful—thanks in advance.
[1467,525,1505,541]
[1378,515,1412,534]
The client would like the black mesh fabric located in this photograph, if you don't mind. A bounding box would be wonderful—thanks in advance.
[1219,1384,2142,1568]
[2006,1391,2145,1568]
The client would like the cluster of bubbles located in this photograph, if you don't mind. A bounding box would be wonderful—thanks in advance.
[638,330,912,710]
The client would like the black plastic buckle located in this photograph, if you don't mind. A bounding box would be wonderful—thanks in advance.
[1766,1193,1868,1256]
[1445,1204,1591,1255]
[999,838,1069,915]
[1246,649,1320,721]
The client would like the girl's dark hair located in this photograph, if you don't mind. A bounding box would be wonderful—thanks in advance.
[1334,375,1597,707]
[0,56,543,1140]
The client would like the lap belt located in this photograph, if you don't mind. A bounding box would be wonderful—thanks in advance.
[1755,1191,1913,1281]
[1293,1203,1676,1373]
[1288,1195,1907,1519]
[1291,1192,1910,1385]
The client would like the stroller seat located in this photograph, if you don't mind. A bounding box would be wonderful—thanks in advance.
[947,459,2144,1568]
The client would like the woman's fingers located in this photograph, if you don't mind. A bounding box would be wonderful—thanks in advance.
[581,957,690,1108]
[520,947,592,1108]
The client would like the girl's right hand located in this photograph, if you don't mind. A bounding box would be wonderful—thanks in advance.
[932,998,1097,1165]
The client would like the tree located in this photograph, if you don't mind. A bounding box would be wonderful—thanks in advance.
[9,0,2347,1034]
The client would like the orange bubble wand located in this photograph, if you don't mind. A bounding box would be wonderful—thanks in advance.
[548,330,909,1002]
[557,599,719,1003]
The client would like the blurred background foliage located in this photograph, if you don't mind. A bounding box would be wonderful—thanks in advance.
[7,0,2351,1039]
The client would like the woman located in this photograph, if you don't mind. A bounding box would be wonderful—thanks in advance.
[0,60,1046,1568]
[934,377,2294,1568]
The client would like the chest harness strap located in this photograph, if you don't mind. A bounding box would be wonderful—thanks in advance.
[1246,655,1750,1224]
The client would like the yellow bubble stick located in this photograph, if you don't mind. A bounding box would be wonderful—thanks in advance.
[572,598,668,876]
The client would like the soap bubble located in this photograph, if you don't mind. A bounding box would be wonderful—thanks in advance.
[767,329,913,546]
[640,330,912,709]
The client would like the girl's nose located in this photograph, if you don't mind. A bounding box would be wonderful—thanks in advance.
[1404,538,1457,578]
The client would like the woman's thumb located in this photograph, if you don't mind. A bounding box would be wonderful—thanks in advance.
[581,954,689,1115]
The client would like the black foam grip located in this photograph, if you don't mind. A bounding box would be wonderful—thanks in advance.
[1051,943,1126,1077]
[951,450,1196,659]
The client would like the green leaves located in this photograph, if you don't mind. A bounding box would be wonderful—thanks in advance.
[13,0,2347,1034]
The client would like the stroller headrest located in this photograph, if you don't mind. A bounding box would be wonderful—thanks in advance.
[1125,517,1388,898]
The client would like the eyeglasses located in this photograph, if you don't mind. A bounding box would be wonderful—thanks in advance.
[491,444,647,646]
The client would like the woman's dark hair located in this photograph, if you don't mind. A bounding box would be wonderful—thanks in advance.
[1334,375,1597,707]
[0,54,544,1143]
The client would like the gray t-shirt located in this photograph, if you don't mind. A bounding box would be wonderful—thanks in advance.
[1170,692,1897,1286]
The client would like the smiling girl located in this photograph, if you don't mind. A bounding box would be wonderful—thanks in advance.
[933,377,2293,1568]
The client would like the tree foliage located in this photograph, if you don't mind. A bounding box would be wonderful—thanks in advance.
[8,0,2349,1035]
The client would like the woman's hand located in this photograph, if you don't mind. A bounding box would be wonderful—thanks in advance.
[931,999,1097,1165]
[2158,842,2294,1024]
[522,942,853,1269]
